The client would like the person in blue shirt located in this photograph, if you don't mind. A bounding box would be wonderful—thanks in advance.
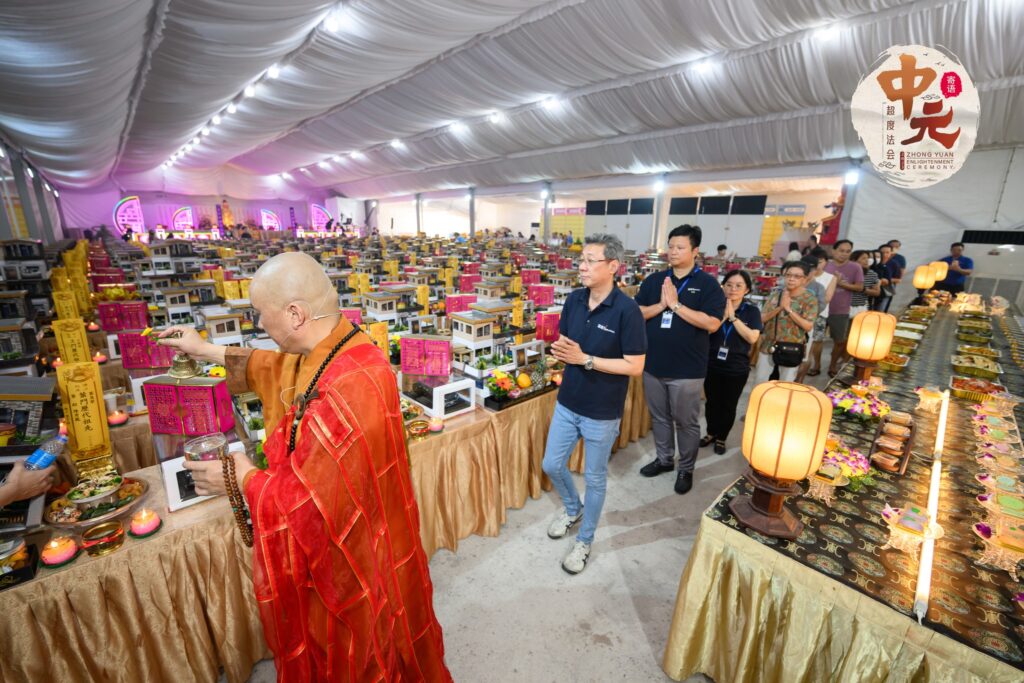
[936,242,974,294]
[887,239,907,281]
[702,270,763,455]
[543,233,646,575]
[634,224,726,494]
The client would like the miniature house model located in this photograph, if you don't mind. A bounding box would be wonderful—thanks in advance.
[469,301,512,332]
[205,313,244,346]
[362,291,400,323]
[161,288,194,324]
[0,375,55,438]
[549,270,578,289]
[474,278,508,299]
[225,299,256,333]
[0,318,26,357]
[0,291,30,320]
[481,263,506,279]
[189,280,219,305]
[450,309,497,355]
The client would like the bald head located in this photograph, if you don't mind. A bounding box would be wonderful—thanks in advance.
[250,252,335,312]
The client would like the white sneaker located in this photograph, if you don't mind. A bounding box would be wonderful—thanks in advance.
[561,541,591,575]
[546,507,583,539]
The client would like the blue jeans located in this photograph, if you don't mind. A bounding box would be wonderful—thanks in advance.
[542,402,621,544]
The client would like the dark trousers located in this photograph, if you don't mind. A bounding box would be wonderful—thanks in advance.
[703,370,750,440]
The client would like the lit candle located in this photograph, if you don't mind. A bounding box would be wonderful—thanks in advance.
[93,351,108,364]
[41,536,78,566]
[107,410,129,426]
[87,322,100,332]
[58,419,68,436]
[130,509,161,536]
[428,417,444,432]
[52,356,64,368]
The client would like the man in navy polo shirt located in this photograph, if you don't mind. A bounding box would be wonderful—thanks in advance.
[543,233,646,575]
[936,242,974,295]
[636,224,726,494]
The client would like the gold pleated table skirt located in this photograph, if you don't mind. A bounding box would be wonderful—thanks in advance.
[663,514,1022,683]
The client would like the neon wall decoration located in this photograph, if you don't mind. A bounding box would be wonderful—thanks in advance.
[311,204,333,230]
[261,209,282,230]
[171,206,194,231]
[113,196,145,235]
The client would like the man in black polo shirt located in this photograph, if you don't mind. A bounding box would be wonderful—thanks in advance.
[543,233,646,575]
[636,224,726,494]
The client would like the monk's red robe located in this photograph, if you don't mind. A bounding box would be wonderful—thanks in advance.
[224,319,451,681]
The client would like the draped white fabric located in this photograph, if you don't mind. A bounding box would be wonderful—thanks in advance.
[1,0,1022,202]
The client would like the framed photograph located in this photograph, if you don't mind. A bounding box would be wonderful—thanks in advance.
[0,455,45,532]
[160,455,215,511]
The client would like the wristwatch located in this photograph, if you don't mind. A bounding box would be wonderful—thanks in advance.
[671,302,682,312]
[584,355,594,371]
[728,315,737,322]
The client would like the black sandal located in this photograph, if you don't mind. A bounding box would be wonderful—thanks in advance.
[699,434,715,448]
[714,439,727,455]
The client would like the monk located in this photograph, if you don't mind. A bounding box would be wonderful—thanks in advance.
[159,252,450,682]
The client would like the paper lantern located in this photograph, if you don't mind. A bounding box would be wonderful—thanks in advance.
[929,260,949,282]
[912,265,936,290]
[847,311,897,380]
[730,381,833,538]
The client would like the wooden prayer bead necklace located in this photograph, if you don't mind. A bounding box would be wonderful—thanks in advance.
[222,452,253,547]
[287,326,360,454]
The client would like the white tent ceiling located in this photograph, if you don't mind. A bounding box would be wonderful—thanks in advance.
[1,0,1022,202]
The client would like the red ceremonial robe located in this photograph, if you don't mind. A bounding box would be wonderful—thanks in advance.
[224,320,451,682]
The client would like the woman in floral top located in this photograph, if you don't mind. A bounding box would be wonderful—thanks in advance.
[756,260,819,383]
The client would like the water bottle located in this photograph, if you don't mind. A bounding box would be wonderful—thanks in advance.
[24,435,68,470]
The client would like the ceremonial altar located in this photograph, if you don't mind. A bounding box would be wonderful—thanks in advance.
[663,305,1024,682]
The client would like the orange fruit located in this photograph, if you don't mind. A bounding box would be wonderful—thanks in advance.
[516,373,532,389]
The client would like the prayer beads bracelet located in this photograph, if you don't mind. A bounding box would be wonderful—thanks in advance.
[222,453,254,547]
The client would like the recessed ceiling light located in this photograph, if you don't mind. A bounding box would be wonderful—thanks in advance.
[267,64,280,79]
[227,103,238,114]
[244,84,257,98]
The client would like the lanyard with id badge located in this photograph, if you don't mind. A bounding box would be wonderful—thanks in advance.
[661,268,700,329]
[716,303,745,361]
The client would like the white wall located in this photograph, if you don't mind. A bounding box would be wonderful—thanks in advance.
[325,197,366,226]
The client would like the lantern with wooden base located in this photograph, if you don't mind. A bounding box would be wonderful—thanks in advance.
[729,381,833,539]
[847,310,897,382]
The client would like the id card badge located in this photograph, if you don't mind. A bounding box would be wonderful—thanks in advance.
[661,311,674,329]
[717,346,729,361]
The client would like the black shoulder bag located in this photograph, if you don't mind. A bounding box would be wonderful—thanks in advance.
[770,292,806,368]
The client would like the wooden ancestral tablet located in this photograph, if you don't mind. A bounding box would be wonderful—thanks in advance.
[52,318,92,363]
[56,362,113,472]
[53,291,80,320]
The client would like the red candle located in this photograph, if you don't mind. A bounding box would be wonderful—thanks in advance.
[130,509,161,536]
[93,351,108,364]
[52,357,64,368]
[107,410,129,426]
[41,536,78,566]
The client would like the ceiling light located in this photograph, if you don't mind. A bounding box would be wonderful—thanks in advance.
[281,172,292,180]
[540,188,549,199]
[244,84,257,98]
[814,25,839,42]
[212,114,222,125]
[191,136,200,145]
[371,200,378,208]
[331,154,341,162]
[185,143,193,151]
[350,150,364,159]
[53,190,59,198]
[450,121,468,135]
[318,161,329,169]
[26,167,34,179]
[201,126,210,136]
[694,60,715,74]
[845,169,860,185]
[542,97,562,111]
[0,148,5,158]
[464,193,472,201]
[324,7,352,33]
[227,103,238,114]
[268,64,280,79]
[390,139,404,149]
[653,178,666,193]
[488,111,506,124]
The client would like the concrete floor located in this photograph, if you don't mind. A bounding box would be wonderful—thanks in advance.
[243,370,833,682]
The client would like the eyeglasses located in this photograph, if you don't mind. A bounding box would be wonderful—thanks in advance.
[782,273,805,280]
[579,258,608,267]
